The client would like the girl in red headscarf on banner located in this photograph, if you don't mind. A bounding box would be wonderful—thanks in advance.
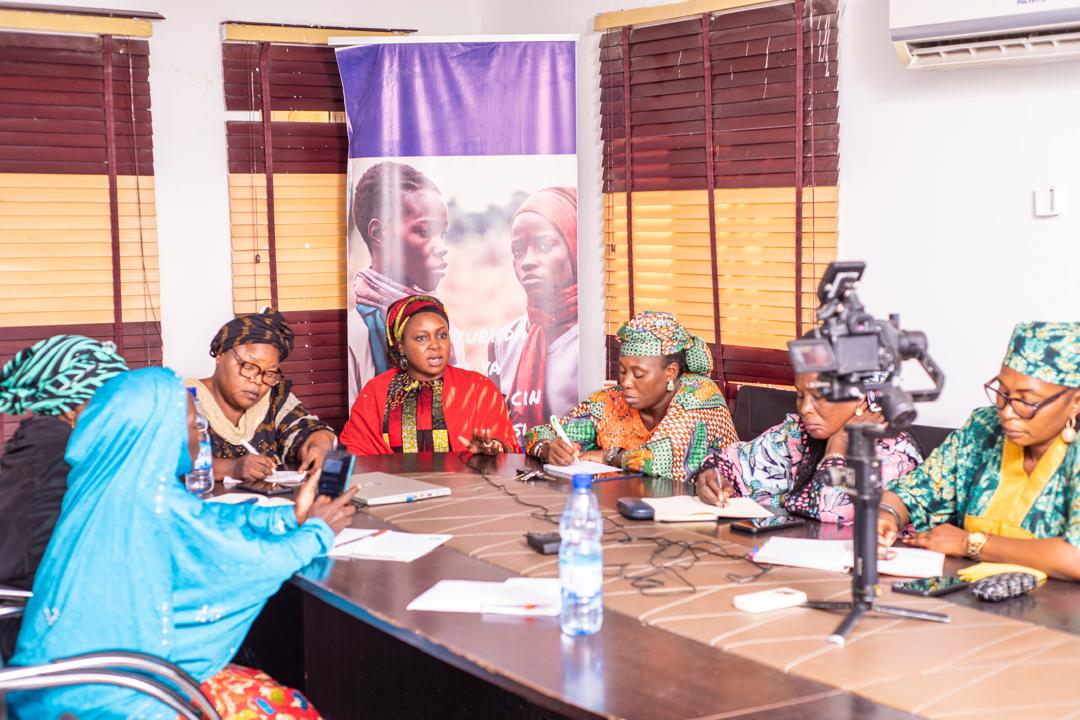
[488,187,579,437]
[341,295,519,456]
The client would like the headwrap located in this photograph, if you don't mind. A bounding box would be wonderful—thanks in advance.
[511,187,579,427]
[384,294,449,371]
[0,335,128,416]
[616,311,713,375]
[1002,321,1080,388]
[210,308,294,361]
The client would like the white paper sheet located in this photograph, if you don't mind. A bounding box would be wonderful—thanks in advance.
[205,493,294,508]
[265,470,307,486]
[543,460,623,478]
[327,529,451,562]
[480,578,561,617]
[752,537,945,578]
[406,580,503,613]
[643,495,773,522]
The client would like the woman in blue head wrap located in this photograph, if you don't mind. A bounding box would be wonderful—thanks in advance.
[9,367,356,718]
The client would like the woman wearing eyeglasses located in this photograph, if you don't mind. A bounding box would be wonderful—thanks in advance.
[878,321,1080,579]
[187,310,337,483]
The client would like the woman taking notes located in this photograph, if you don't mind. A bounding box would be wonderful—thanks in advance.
[526,311,738,481]
[340,294,518,455]
[694,372,923,523]
[879,322,1080,580]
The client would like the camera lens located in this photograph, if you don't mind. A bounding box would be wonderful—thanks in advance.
[877,386,916,429]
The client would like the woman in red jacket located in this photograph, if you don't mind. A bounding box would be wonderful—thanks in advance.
[341,294,519,456]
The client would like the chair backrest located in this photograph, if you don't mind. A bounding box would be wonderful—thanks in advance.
[733,385,796,441]
[908,424,953,457]
[0,650,220,720]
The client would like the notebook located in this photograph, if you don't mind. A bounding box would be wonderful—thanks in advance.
[643,495,773,522]
[543,460,623,479]
[351,472,451,506]
[753,537,945,578]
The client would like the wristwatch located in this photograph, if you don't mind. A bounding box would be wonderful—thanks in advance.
[966,531,990,561]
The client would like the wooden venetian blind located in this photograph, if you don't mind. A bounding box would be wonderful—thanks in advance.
[220,23,410,431]
[600,0,839,395]
[0,7,163,444]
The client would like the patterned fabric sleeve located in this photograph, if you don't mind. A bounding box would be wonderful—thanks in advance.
[887,410,986,531]
[706,416,801,508]
[524,393,602,456]
[1065,461,1080,548]
[273,390,333,466]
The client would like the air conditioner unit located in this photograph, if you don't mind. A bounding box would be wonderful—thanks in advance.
[890,0,1080,69]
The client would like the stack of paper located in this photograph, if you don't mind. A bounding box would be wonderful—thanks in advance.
[643,495,773,522]
[406,578,561,616]
[752,537,945,578]
[543,460,622,478]
[206,493,294,508]
[327,528,451,563]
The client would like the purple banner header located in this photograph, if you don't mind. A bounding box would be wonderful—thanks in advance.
[336,40,576,158]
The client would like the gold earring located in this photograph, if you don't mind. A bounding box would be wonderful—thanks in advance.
[854,405,865,417]
[1064,416,1077,444]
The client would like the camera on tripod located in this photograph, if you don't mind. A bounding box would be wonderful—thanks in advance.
[786,261,944,430]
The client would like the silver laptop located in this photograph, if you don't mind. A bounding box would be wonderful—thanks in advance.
[350,472,451,507]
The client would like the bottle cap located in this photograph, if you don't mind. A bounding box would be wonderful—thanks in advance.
[572,474,593,491]
[187,387,197,398]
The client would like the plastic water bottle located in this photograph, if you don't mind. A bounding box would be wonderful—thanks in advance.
[559,474,603,636]
[185,387,215,498]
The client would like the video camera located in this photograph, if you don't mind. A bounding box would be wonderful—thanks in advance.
[786,261,944,430]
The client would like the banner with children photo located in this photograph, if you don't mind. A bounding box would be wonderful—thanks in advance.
[336,37,579,441]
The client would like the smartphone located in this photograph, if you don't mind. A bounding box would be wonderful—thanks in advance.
[892,575,969,597]
[591,470,644,482]
[730,515,806,535]
[317,448,356,498]
[235,480,294,497]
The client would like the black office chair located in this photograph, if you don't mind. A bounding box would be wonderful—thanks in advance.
[0,586,220,720]
[732,385,796,441]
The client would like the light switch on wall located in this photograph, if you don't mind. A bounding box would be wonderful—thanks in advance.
[1033,186,1063,218]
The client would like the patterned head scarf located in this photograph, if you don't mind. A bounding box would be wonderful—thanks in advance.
[210,309,294,362]
[385,294,449,369]
[616,311,713,375]
[0,335,128,416]
[1002,321,1080,388]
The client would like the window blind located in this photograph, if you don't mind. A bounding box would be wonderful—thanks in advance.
[600,0,839,398]
[0,13,163,446]
[220,24,410,431]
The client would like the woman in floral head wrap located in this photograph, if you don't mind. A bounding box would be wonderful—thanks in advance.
[340,294,518,456]
[880,321,1080,580]
[525,311,737,482]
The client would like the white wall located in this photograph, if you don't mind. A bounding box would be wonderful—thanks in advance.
[6,0,484,378]
[837,0,1080,426]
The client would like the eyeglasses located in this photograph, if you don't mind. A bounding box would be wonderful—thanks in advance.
[983,379,1068,420]
[230,348,285,387]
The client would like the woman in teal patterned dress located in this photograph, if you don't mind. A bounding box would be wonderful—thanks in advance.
[879,321,1080,580]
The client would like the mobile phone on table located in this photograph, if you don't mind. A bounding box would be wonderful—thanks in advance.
[730,515,806,535]
[892,575,969,597]
[317,448,356,498]
[590,470,644,482]
[235,480,294,497]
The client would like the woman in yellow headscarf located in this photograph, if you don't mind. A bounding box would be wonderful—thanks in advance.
[879,321,1080,580]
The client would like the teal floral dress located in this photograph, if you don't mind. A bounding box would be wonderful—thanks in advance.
[888,406,1080,545]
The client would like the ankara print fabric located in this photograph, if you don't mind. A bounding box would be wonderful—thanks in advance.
[525,373,738,482]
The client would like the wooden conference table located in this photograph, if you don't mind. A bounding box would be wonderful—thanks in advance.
[243,453,1080,720]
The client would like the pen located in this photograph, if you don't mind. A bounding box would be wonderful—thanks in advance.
[242,440,279,468]
[333,529,387,551]
[549,415,580,462]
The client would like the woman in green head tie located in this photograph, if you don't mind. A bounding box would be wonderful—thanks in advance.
[879,321,1080,580]
[525,311,738,481]
[0,334,127,659]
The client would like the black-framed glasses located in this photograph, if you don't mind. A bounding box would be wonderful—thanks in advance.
[230,348,284,387]
[983,379,1068,420]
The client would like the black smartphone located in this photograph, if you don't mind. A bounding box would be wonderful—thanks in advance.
[730,515,806,535]
[317,448,356,498]
[617,496,654,520]
[892,575,969,597]
[236,480,293,497]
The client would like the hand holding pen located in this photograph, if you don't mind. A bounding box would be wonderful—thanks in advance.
[232,440,278,482]
[545,415,580,465]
